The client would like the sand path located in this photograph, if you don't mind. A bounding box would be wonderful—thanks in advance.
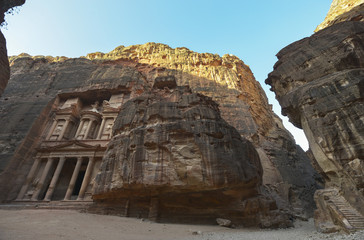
[0,209,363,240]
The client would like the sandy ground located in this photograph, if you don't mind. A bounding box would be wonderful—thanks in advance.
[0,209,363,240]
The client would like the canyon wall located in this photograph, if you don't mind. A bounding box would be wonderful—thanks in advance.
[0,0,25,96]
[266,2,364,233]
[1,43,318,224]
[86,43,320,217]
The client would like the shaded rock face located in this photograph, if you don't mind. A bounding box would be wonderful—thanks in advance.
[0,0,26,96]
[315,0,364,32]
[93,82,268,224]
[86,43,320,217]
[0,31,9,96]
[95,85,262,193]
[266,9,364,232]
[1,43,318,221]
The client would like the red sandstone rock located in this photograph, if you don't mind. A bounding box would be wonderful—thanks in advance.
[266,4,364,233]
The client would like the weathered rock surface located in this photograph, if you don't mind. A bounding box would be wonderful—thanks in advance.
[0,0,26,96]
[86,43,320,217]
[266,6,364,232]
[1,43,318,223]
[315,0,364,32]
[0,30,9,96]
[93,82,272,225]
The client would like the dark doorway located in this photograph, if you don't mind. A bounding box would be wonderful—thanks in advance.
[72,170,85,197]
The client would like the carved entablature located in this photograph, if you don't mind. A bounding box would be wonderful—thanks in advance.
[45,93,124,142]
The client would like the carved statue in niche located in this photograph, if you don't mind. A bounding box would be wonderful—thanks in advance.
[91,101,100,112]
[80,122,88,134]
[77,121,89,139]
[105,123,113,133]
[88,122,96,139]
[54,125,63,134]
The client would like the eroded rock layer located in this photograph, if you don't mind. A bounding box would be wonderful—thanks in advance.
[1,43,318,222]
[266,7,364,232]
[92,81,274,225]
[86,43,320,217]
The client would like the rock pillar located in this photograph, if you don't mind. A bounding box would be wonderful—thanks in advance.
[96,118,106,139]
[64,157,83,200]
[44,157,66,201]
[31,157,55,201]
[16,157,41,200]
[77,157,95,200]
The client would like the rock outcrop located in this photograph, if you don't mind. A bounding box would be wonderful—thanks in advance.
[86,43,320,217]
[92,79,271,225]
[266,3,364,233]
[315,0,364,32]
[0,0,26,96]
[1,43,318,225]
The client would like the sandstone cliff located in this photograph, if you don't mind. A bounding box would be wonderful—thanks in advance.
[315,0,364,32]
[86,43,320,216]
[1,43,318,222]
[266,3,364,233]
[0,0,25,96]
[92,80,278,225]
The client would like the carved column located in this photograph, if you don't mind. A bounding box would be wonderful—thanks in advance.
[46,119,58,140]
[96,117,106,139]
[31,157,55,201]
[83,119,94,139]
[64,157,83,200]
[77,157,95,200]
[44,157,66,201]
[58,118,70,140]
[75,119,85,139]
[16,157,42,200]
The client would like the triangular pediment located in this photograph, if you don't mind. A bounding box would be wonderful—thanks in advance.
[37,140,103,152]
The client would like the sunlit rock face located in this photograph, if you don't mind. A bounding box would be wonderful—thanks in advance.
[266,4,364,232]
[0,0,26,96]
[315,0,364,32]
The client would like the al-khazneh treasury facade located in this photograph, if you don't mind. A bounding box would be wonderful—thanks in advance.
[15,93,124,202]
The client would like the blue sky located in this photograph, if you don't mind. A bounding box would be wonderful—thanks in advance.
[2,0,333,150]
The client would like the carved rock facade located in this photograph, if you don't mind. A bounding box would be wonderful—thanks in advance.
[266,5,364,232]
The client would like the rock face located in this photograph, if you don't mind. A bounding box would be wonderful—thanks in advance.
[0,30,9,96]
[87,43,320,217]
[0,0,26,96]
[93,80,269,225]
[315,0,364,32]
[1,43,317,224]
[266,4,364,232]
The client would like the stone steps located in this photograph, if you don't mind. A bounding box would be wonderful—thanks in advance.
[328,195,364,231]
[0,201,93,211]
